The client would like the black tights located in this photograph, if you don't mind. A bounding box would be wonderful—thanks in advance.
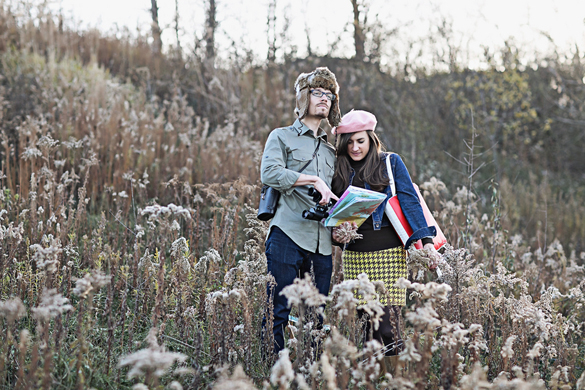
[358,305,403,356]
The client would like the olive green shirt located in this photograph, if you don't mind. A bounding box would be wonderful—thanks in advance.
[260,119,336,255]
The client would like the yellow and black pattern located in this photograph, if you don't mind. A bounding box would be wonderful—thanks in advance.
[342,247,407,306]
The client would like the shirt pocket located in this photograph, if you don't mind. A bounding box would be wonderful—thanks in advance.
[288,147,315,174]
[324,157,334,183]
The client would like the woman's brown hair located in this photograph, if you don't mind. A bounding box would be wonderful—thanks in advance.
[331,130,388,196]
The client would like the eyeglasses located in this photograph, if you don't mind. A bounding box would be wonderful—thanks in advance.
[310,89,336,101]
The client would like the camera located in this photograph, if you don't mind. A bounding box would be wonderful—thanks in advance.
[302,187,336,221]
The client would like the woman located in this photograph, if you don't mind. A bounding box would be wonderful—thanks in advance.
[331,110,440,372]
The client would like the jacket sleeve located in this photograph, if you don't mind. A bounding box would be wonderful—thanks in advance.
[392,154,436,249]
[260,130,301,196]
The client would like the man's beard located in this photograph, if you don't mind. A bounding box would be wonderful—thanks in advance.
[315,111,328,119]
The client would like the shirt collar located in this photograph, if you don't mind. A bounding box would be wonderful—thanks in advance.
[293,118,329,141]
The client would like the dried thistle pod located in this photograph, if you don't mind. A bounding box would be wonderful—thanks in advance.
[334,222,363,243]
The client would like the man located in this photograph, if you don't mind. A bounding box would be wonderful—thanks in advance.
[260,67,341,355]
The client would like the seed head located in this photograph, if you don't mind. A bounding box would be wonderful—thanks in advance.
[270,349,295,388]
[0,297,26,324]
[280,273,327,309]
[32,289,73,321]
[118,328,187,379]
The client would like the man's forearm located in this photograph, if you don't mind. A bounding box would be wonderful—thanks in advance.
[293,173,320,187]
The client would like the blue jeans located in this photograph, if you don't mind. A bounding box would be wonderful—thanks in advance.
[264,226,332,355]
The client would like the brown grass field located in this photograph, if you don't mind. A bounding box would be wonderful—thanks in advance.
[0,2,584,389]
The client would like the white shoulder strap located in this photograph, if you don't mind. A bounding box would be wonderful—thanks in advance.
[385,153,396,196]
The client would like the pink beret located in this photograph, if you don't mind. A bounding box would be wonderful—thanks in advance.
[332,110,377,135]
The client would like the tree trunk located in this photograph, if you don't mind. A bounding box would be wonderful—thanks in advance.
[304,21,313,57]
[174,0,181,55]
[205,0,217,60]
[150,0,162,55]
[351,0,365,61]
[266,0,277,63]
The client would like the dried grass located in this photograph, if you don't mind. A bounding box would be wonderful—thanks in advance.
[0,3,583,389]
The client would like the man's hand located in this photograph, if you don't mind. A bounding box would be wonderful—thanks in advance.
[312,177,338,205]
[294,174,339,205]
[423,242,441,270]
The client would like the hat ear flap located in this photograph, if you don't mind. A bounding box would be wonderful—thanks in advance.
[295,88,310,119]
[328,99,341,127]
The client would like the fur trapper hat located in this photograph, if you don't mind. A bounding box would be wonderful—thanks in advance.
[294,67,341,127]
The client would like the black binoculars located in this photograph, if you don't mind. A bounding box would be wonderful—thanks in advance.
[302,187,336,221]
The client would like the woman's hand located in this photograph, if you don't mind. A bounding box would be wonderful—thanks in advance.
[332,222,360,244]
[423,242,442,270]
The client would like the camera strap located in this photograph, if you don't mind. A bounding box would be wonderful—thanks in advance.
[297,139,321,174]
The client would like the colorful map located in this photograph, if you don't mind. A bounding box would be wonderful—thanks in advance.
[324,186,387,227]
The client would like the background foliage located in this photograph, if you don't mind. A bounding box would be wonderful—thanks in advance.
[0,1,584,389]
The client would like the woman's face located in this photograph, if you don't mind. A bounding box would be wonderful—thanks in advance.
[347,131,370,162]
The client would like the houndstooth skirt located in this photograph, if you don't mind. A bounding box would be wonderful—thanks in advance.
[342,247,407,306]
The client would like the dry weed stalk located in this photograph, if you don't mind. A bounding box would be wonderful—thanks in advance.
[118,327,188,387]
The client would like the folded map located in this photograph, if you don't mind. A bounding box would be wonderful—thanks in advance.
[323,186,387,227]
